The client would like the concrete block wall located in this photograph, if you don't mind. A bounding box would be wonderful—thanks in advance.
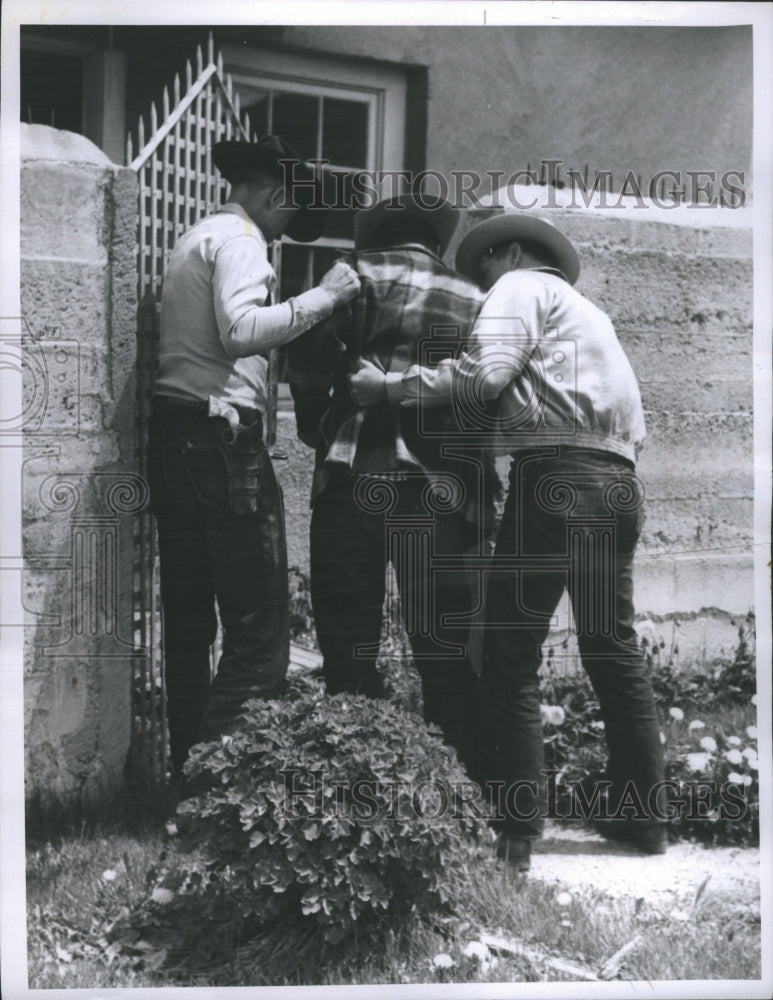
[276,203,754,666]
[21,124,140,800]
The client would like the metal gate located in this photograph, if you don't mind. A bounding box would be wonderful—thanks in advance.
[127,36,267,780]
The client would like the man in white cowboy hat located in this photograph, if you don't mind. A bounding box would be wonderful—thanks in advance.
[350,211,666,869]
[288,193,498,771]
[148,135,361,777]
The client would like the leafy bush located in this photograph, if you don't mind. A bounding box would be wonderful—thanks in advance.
[174,692,488,944]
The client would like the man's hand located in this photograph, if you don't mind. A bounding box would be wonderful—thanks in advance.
[348,358,388,407]
[318,261,361,307]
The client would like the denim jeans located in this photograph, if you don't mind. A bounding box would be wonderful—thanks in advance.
[147,398,289,773]
[478,448,665,837]
[310,471,480,771]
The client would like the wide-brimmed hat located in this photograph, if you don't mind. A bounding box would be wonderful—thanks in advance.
[455,212,580,285]
[212,135,327,243]
[354,192,460,255]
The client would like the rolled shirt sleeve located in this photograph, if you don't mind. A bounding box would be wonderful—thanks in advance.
[212,234,337,358]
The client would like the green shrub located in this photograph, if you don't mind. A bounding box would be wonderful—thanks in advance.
[175,692,488,944]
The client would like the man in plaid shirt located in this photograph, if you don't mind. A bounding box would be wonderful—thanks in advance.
[288,194,495,771]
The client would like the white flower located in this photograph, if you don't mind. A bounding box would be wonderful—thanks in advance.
[689,720,706,732]
[540,704,566,726]
[669,707,684,721]
[591,720,605,730]
[746,725,758,741]
[699,736,717,753]
[101,869,118,882]
[432,953,455,970]
[727,772,745,784]
[750,694,757,706]
[659,731,666,744]
[742,746,757,761]
[727,736,742,746]
[463,941,491,963]
[748,757,758,771]
[686,752,710,772]
[741,773,753,786]
[150,886,174,904]
[725,749,744,765]
[556,891,573,906]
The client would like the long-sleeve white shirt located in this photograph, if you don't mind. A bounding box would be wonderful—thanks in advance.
[385,268,646,463]
[156,203,335,412]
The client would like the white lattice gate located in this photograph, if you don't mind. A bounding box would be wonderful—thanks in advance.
[127,36,280,780]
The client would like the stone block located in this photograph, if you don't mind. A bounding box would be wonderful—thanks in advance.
[20,161,111,262]
[21,257,108,345]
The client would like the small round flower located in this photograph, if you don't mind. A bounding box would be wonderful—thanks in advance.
[699,736,717,753]
[686,752,710,772]
[742,746,757,761]
[724,748,743,765]
[432,953,455,970]
[748,756,758,771]
[540,704,566,726]
[688,720,706,732]
[746,725,758,741]
[750,694,757,706]
[556,891,573,906]
[463,941,491,963]
[726,736,742,746]
[101,869,118,882]
[591,720,605,730]
[727,772,745,784]
[669,707,684,721]
[741,773,753,786]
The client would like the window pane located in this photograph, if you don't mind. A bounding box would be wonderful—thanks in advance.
[322,98,368,168]
[279,243,312,298]
[271,92,319,161]
[322,168,357,242]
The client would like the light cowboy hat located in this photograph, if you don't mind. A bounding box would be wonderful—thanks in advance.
[212,135,327,243]
[354,192,460,255]
[455,212,581,285]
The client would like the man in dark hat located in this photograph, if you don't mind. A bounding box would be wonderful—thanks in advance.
[287,193,497,771]
[350,212,666,869]
[148,135,361,777]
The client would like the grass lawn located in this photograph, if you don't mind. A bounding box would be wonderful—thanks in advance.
[25,786,761,989]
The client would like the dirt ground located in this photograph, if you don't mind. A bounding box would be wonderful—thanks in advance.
[528,820,761,911]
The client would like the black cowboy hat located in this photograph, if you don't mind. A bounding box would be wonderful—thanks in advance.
[354,192,460,255]
[455,212,581,285]
[212,135,327,243]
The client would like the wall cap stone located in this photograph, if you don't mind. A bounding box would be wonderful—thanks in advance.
[21,123,113,168]
[474,183,752,232]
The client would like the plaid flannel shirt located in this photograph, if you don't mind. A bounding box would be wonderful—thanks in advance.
[288,244,498,520]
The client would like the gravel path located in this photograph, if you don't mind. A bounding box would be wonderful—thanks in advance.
[528,821,760,910]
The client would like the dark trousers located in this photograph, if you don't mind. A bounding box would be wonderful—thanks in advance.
[479,448,665,837]
[147,399,289,774]
[310,472,480,770]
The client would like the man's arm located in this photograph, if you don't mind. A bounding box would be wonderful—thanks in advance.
[349,270,549,408]
[213,235,359,358]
